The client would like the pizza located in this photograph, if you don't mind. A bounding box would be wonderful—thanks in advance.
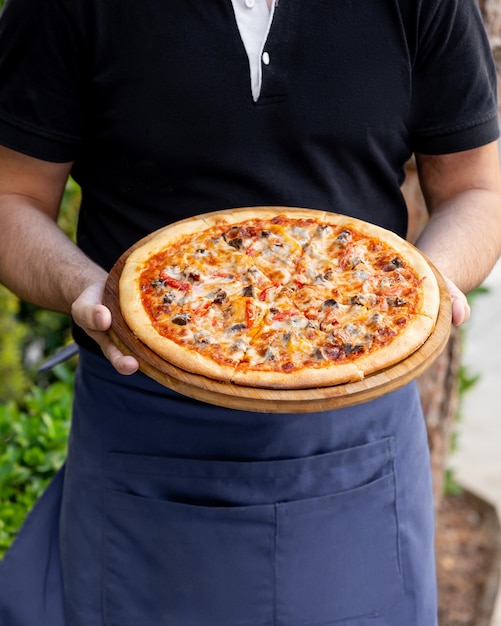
[118,207,441,389]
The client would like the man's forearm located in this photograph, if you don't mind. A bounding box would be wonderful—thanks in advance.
[0,148,139,373]
[0,198,106,314]
[415,143,501,296]
[415,189,501,294]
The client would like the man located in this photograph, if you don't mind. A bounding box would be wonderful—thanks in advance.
[0,0,501,624]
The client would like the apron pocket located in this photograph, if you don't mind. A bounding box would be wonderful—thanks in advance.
[103,490,276,626]
[103,437,397,625]
[275,473,402,625]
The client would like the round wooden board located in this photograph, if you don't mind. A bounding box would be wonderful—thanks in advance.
[104,213,452,413]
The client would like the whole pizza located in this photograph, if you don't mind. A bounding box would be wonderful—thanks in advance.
[118,208,441,389]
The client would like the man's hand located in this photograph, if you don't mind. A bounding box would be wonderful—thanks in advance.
[71,280,140,375]
[443,276,471,326]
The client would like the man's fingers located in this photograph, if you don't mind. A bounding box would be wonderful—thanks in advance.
[443,276,471,326]
[451,294,471,326]
[71,280,107,329]
[92,304,112,331]
[71,279,139,375]
[81,322,140,375]
[100,336,140,375]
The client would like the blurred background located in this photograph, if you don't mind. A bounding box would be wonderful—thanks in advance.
[1,0,501,624]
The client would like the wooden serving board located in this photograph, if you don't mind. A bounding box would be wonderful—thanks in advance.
[104,218,452,414]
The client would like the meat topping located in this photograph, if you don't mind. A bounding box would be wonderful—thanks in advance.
[171,313,190,326]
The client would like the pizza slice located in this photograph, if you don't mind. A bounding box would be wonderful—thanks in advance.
[231,286,363,388]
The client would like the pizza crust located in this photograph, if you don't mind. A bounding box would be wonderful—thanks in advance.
[124,217,210,268]
[231,361,364,389]
[351,313,436,377]
[200,206,327,229]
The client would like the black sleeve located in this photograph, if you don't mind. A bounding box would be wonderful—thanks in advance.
[409,0,499,155]
[0,0,89,162]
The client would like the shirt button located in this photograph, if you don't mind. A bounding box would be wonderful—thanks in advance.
[245,0,255,7]
[262,51,270,65]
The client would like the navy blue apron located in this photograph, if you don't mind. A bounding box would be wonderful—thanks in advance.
[0,348,437,625]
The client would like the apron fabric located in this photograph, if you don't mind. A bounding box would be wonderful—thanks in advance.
[0,348,438,626]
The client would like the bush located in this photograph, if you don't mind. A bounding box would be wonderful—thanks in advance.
[0,365,73,558]
[0,180,80,556]
[0,286,30,402]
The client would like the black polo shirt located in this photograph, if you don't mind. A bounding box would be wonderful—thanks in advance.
[0,0,498,351]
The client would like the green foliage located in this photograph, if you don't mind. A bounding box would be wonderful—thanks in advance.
[58,177,80,243]
[456,285,490,410]
[466,284,490,306]
[0,365,73,558]
[443,468,464,497]
[444,285,489,496]
[457,364,481,397]
[0,179,80,401]
[0,286,30,402]
[0,180,80,556]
